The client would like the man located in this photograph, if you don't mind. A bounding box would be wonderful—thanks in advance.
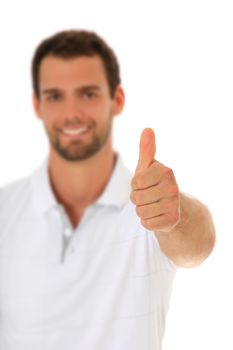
[0,30,215,349]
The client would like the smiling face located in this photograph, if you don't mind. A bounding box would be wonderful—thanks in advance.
[33,55,124,162]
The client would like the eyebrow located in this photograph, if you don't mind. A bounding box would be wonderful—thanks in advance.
[41,85,102,95]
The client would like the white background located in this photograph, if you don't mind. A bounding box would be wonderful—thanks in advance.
[0,0,232,348]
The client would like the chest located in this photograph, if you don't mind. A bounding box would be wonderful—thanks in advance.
[0,203,172,334]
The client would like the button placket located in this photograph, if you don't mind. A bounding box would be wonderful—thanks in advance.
[64,227,72,238]
[56,205,74,262]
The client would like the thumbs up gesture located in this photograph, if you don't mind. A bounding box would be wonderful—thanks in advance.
[130,128,180,233]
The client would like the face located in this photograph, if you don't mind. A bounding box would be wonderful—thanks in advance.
[33,55,124,162]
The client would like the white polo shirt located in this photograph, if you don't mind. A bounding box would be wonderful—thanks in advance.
[0,156,176,350]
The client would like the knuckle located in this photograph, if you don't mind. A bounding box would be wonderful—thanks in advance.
[136,205,143,217]
[151,162,158,169]
[130,191,141,204]
[163,167,174,180]
[130,191,136,203]
[169,185,179,196]
[133,174,145,189]
[131,176,137,189]
[141,219,153,230]
[130,178,134,189]
[131,176,136,189]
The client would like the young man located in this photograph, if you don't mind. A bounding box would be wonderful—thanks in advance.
[0,30,215,349]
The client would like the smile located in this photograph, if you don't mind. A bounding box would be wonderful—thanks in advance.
[62,127,89,136]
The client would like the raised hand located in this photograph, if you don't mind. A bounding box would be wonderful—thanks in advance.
[130,128,180,232]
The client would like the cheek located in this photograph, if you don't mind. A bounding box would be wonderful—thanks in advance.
[42,104,62,117]
[40,106,64,129]
[83,103,111,125]
[100,101,114,119]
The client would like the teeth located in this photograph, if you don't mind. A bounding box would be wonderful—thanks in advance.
[63,127,88,135]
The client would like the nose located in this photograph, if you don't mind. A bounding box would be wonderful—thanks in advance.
[62,96,83,124]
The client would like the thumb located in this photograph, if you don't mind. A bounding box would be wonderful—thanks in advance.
[136,128,156,171]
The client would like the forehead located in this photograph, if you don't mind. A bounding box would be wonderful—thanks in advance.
[39,55,108,89]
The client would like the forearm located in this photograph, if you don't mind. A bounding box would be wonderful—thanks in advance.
[155,192,216,268]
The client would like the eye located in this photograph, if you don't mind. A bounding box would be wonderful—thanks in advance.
[47,93,61,101]
[82,90,96,100]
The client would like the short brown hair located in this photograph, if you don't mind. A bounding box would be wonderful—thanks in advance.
[31,29,121,99]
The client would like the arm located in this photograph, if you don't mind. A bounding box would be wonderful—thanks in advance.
[154,192,216,267]
[131,128,216,268]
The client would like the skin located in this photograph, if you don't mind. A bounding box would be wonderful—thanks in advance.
[33,55,216,267]
[131,128,216,267]
[33,55,125,227]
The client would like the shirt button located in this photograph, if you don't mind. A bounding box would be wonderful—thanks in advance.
[64,227,72,238]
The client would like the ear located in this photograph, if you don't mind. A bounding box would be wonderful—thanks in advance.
[32,92,42,120]
[112,86,125,116]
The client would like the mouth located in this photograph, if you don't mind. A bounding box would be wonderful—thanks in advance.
[61,126,89,137]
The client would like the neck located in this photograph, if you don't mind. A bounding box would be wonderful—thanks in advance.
[48,141,116,211]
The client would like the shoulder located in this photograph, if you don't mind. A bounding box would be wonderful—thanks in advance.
[0,174,33,219]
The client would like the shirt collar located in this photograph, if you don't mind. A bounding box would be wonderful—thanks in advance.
[31,154,132,214]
